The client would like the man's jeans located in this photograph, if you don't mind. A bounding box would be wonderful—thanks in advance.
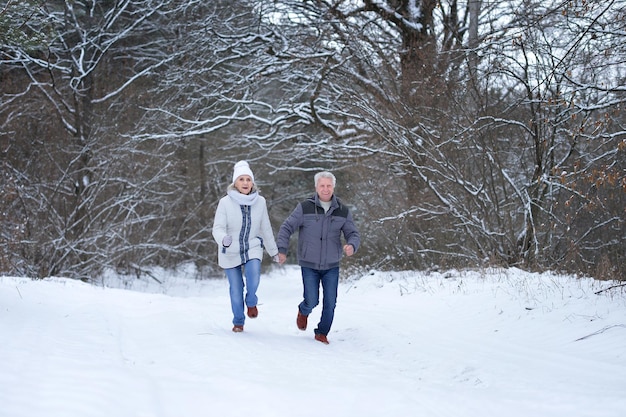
[299,266,340,335]
[225,259,261,326]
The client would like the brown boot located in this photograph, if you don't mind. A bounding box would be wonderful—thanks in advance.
[247,306,258,318]
[232,325,244,332]
[314,334,329,344]
[296,310,308,331]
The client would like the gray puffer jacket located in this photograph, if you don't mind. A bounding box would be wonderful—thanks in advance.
[277,194,360,270]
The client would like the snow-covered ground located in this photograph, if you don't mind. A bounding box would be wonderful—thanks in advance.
[1,265,625,417]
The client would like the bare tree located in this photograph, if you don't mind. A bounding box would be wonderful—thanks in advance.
[1,0,191,279]
[2,0,622,280]
[229,0,625,276]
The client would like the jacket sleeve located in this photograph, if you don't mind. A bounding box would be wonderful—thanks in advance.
[259,202,279,257]
[277,203,303,254]
[342,210,361,253]
[212,198,228,246]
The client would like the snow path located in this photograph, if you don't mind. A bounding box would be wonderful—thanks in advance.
[1,267,625,417]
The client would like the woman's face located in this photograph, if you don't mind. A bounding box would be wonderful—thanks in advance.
[234,175,253,194]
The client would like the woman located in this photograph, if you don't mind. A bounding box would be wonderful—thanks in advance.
[212,160,279,332]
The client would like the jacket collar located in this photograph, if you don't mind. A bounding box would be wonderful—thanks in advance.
[311,193,339,209]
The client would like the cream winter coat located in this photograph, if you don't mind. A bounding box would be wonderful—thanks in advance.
[212,189,278,269]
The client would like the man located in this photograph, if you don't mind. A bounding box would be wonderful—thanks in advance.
[277,171,360,344]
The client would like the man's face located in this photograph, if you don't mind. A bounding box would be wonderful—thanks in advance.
[316,177,334,202]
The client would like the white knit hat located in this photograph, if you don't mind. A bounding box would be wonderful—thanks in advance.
[232,160,255,184]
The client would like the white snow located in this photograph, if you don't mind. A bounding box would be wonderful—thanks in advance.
[1,266,625,417]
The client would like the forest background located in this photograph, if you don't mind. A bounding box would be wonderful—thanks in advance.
[0,0,624,282]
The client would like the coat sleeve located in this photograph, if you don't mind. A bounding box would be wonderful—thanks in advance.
[342,210,361,253]
[212,198,228,246]
[277,203,303,254]
[259,202,279,257]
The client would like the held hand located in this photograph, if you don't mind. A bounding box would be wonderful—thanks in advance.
[278,253,287,265]
[343,244,354,256]
[222,235,232,247]
[272,254,280,263]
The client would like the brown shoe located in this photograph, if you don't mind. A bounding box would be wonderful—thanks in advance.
[314,334,329,344]
[296,311,308,331]
[247,306,258,318]
[232,325,244,332]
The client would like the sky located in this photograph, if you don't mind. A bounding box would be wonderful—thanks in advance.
[1,265,625,417]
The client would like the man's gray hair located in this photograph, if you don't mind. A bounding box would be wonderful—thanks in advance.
[314,171,336,187]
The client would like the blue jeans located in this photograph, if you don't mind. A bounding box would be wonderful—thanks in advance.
[299,266,339,336]
[225,259,261,326]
